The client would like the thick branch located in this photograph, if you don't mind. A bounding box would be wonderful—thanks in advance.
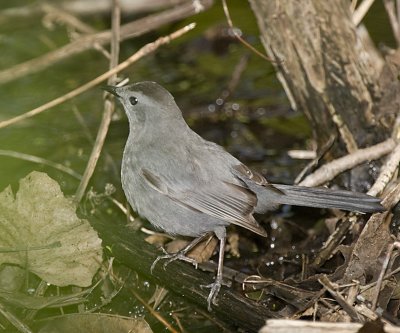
[92,218,279,331]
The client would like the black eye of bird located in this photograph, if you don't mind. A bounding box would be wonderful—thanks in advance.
[129,96,138,105]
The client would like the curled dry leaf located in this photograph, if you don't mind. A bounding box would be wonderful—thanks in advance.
[0,171,102,287]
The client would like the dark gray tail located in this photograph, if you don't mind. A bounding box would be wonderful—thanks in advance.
[272,184,384,213]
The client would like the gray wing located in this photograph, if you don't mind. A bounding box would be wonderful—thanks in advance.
[140,168,267,237]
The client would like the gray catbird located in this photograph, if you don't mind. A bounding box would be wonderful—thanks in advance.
[104,81,383,310]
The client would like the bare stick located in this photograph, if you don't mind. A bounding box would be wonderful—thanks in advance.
[0,0,211,85]
[0,302,33,333]
[368,142,400,196]
[361,266,400,292]
[381,182,400,210]
[221,0,273,62]
[383,0,400,46]
[0,23,196,130]
[75,0,120,203]
[42,3,110,58]
[323,98,358,153]
[298,139,395,187]
[310,214,357,269]
[42,3,96,34]
[318,275,361,322]
[350,0,359,12]
[371,241,400,311]
[130,288,179,333]
[352,0,376,26]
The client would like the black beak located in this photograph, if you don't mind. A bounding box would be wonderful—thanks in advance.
[102,85,120,97]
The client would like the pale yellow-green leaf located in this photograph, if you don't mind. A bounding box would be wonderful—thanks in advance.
[0,171,102,287]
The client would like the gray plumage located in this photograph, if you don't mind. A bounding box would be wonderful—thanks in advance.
[106,81,383,310]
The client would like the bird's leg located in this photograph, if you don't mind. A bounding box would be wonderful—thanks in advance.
[201,235,226,311]
[150,232,213,273]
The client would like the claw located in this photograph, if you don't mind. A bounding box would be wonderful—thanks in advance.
[150,247,168,273]
[201,281,222,311]
[150,247,199,274]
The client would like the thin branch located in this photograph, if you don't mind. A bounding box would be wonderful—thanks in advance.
[318,275,361,322]
[381,181,400,210]
[383,0,400,47]
[0,23,196,130]
[310,214,357,269]
[350,0,359,12]
[75,0,120,203]
[42,3,96,34]
[0,302,33,333]
[221,0,273,62]
[298,138,395,187]
[42,3,110,58]
[322,95,358,153]
[368,142,400,196]
[352,0,376,26]
[129,288,179,333]
[0,0,211,85]
[371,241,400,311]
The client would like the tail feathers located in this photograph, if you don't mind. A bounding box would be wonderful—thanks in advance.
[272,184,384,213]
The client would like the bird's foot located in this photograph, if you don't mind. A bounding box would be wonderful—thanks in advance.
[150,247,198,273]
[201,280,222,311]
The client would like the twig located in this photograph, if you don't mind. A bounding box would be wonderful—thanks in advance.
[371,241,400,311]
[350,0,359,12]
[368,142,400,196]
[299,139,395,187]
[72,106,94,142]
[0,0,211,85]
[352,0,376,26]
[360,266,400,292]
[41,3,110,58]
[129,288,179,333]
[0,23,196,130]
[41,3,96,34]
[381,182,400,210]
[323,97,358,153]
[0,149,81,180]
[398,0,400,25]
[215,54,249,112]
[221,0,273,62]
[72,106,119,179]
[383,0,400,47]
[0,302,33,333]
[310,214,357,269]
[75,0,120,203]
[294,134,335,184]
[318,275,362,322]
[288,150,317,160]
